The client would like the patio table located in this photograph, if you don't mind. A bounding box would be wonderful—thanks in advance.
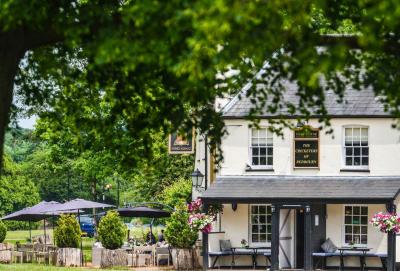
[231,246,271,269]
[338,247,371,271]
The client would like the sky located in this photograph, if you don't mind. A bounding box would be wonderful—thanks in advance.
[18,115,37,129]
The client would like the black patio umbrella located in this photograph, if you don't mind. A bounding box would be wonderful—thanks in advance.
[117,206,171,218]
[1,201,60,244]
[44,198,114,265]
[117,206,170,243]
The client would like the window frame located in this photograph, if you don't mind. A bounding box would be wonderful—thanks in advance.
[248,204,272,247]
[342,125,370,170]
[342,205,369,247]
[248,127,273,170]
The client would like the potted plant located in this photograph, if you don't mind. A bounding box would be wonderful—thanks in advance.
[54,214,82,266]
[165,203,199,270]
[94,211,127,268]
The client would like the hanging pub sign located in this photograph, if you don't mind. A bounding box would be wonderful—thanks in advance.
[294,126,319,168]
[168,129,195,154]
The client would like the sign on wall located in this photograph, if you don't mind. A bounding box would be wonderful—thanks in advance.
[294,126,319,168]
[168,130,194,154]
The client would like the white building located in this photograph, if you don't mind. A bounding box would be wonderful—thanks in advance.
[195,87,400,270]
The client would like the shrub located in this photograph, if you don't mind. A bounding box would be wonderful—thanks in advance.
[0,220,7,243]
[160,178,192,208]
[54,214,81,248]
[98,211,126,250]
[165,203,198,248]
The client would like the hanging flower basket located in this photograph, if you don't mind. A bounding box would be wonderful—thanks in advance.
[370,212,400,233]
[187,198,222,234]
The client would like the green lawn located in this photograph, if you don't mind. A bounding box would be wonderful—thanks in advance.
[0,264,131,270]
[4,230,95,262]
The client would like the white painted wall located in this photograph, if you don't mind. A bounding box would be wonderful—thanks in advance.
[218,118,400,176]
[326,204,387,267]
[199,117,400,267]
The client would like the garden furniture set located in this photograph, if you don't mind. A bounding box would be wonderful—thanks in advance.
[122,244,171,267]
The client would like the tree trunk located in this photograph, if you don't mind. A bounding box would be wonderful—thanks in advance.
[0,47,24,169]
[0,27,62,171]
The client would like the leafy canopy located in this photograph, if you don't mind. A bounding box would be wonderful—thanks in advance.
[3,0,400,167]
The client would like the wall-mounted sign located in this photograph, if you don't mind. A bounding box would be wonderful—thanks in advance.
[168,130,194,154]
[294,126,319,168]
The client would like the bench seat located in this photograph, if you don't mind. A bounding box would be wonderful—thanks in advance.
[313,251,387,270]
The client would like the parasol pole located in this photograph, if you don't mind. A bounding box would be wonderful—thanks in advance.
[52,214,55,245]
[78,209,83,266]
[150,218,155,244]
[29,221,32,242]
[44,218,47,246]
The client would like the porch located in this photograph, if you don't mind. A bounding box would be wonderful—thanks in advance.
[200,175,400,271]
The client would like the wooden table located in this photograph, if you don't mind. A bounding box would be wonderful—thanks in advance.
[338,247,371,271]
[231,246,271,269]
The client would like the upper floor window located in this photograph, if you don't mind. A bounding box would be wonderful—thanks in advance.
[344,127,369,167]
[250,128,273,167]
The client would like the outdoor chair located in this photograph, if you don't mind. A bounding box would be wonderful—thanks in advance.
[19,243,34,263]
[134,245,154,266]
[34,243,48,264]
[11,244,23,264]
[155,247,170,266]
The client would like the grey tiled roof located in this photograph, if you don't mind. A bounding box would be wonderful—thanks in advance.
[201,175,400,203]
[223,82,390,118]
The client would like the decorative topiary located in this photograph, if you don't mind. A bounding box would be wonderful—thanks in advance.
[98,211,126,250]
[54,214,81,248]
[0,220,7,243]
[165,203,198,248]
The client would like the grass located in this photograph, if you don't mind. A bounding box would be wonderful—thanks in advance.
[4,230,95,262]
[0,264,131,270]
[3,227,165,266]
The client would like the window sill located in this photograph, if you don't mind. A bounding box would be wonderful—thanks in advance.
[245,167,274,172]
[340,168,370,173]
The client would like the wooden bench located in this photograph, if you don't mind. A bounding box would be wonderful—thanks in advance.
[209,250,234,268]
[209,249,271,269]
[313,251,387,270]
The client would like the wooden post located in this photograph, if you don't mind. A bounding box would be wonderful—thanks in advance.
[271,204,280,270]
[387,202,396,271]
[202,203,209,271]
[304,205,313,271]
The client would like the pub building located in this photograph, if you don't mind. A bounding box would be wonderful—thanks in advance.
[194,87,400,270]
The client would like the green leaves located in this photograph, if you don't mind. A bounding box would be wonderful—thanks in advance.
[0,220,6,243]
[97,211,126,250]
[165,203,198,249]
[54,214,81,248]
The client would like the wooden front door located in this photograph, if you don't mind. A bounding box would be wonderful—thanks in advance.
[279,209,295,269]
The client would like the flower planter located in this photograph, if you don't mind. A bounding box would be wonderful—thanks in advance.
[171,248,200,270]
[92,247,128,268]
[56,247,82,267]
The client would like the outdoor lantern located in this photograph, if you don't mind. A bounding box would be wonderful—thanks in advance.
[191,168,204,190]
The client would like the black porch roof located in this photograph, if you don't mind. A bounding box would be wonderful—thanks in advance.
[201,175,400,204]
